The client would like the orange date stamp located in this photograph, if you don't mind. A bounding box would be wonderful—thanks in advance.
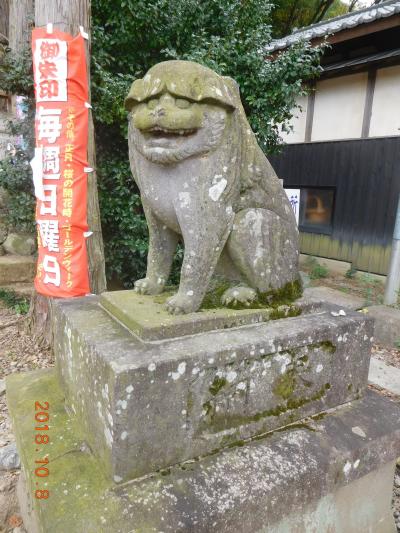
[34,401,50,499]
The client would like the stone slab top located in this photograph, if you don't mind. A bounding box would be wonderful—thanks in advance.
[100,289,319,342]
[302,286,365,311]
[0,254,36,284]
[369,357,400,396]
[7,368,400,533]
[0,254,36,264]
[55,293,372,373]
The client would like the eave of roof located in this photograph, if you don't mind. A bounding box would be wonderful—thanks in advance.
[266,0,400,53]
[323,47,400,72]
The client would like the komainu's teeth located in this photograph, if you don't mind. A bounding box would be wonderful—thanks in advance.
[147,126,195,135]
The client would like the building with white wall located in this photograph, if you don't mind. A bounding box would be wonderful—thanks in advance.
[269,0,400,275]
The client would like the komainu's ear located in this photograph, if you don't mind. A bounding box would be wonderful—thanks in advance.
[222,76,243,108]
[124,79,144,111]
[125,75,164,111]
[223,76,240,97]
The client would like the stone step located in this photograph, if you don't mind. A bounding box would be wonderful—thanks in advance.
[366,305,400,348]
[369,357,400,396]
[7,368,400,533]
[302,286,365,310]
[0,255,36,284]
[0,282,34,298]
[305,287,400,348]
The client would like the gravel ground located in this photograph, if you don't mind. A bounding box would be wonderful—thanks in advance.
[0,299,399,531]
[306,269,386,306]
[372,344,400,369]
[370,338,400,531]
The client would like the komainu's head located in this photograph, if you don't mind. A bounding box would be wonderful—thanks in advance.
[125,60,239,164]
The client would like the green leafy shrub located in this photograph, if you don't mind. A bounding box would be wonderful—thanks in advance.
[0,288,30,314]
[92,0,325,285]
[0,48,36,234]
[310,263,329,280]
[98,155,148,287]
[358,273,383,307]
[0,144,36,233]
[305,256,329,279]
[345,265,357,279]
[1,3,325,287]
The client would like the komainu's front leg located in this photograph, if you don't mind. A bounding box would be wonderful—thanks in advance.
[165,215,233,315]
[134,203,178,295]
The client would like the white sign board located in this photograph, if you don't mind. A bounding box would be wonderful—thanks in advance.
[34,39,68,102]
[285,188,300,225]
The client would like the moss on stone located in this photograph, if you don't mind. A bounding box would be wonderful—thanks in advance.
[6,369,127,531]
[257,278,303,307]
[209,376,228,396]
[201,278,303,311]
[312,412,328,421]
[5,365,334,532]
[152,288,176,304]
[269,305,302,320]
[203,401,213,416]
[227,439,246,448]
[202,382,330,434]
[200,337,335,436]
[308,340,336,354]
[319,341,336,353]
[273,370,297,400]
[286,385,329,410]
[201,281,232,309]
[187,391,194,412]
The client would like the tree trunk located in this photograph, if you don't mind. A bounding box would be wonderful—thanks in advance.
[35,0,107,294]
[0,0,9,41]
[9,0,33,52]
[27,0,107,345]
[314,0,335,23]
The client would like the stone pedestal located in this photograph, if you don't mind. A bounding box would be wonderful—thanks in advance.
[6,289,400,532]
[53,292,373,481]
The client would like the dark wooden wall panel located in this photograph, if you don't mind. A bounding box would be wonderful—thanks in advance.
[270,137,400,274]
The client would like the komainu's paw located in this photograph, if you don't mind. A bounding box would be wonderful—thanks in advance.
[134,277,164,295]
[221,286,257,307]
[165,293,197,315]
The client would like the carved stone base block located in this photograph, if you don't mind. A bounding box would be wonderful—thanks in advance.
[7,369,400,533]
[51,292,373,481]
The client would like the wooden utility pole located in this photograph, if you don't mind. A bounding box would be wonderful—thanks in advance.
[384,196,400,305]
[35,0,107,294]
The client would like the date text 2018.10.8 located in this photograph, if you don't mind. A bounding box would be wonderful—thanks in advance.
[34,401,50,499]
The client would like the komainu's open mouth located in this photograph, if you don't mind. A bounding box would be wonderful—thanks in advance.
[145,126,197,137]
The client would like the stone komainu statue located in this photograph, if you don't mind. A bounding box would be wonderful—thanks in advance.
[125,60,299,314]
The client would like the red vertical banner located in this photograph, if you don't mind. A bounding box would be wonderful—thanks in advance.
[31,27,90,297]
